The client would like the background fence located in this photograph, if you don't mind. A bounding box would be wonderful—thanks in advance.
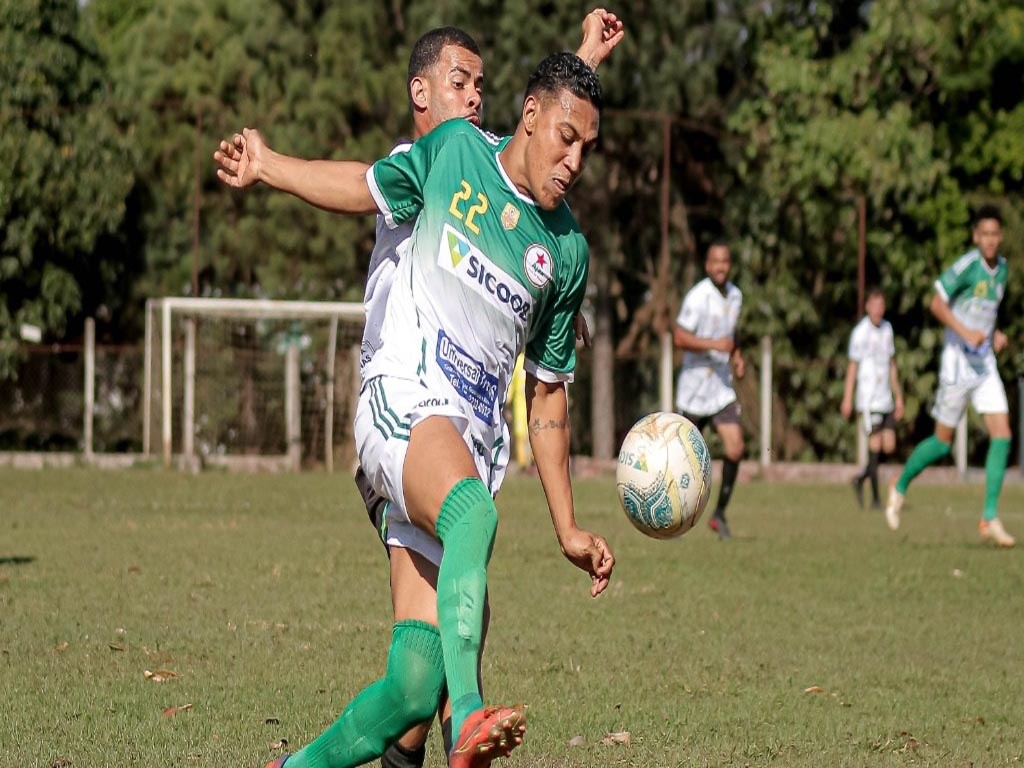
[4,318,1021,473]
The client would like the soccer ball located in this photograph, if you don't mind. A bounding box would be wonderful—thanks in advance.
[616,412,712,539]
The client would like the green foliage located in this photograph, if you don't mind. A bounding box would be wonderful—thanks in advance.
[4,0,1024,454]
[0,0,134,375]
[727,0,1024,458]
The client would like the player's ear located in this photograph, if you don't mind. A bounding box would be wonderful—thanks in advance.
[522,95,539,134]
[409,76,429,111]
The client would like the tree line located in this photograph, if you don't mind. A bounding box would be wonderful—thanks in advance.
[2,0,1022,460]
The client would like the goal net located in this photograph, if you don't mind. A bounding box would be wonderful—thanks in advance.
[144,298,364,471]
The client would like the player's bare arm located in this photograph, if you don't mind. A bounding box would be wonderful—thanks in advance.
[840,360,857,420]
[673,325,733,354]
[889,359,905,420]
[993,329,1008,353]
[929,292,987,348]
[576,8,625,70]
[214,127,377,214]
[731,346,745,379]
[526,374,614,597]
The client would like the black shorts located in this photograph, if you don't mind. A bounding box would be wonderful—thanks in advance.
[354,464,390,556]
[862,411,896,436]
[682,400,742,432]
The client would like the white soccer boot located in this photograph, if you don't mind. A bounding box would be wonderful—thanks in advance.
[884,481,904,531]
[979,517,1016,548]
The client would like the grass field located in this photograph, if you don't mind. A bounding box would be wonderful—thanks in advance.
[2,467,1023,767]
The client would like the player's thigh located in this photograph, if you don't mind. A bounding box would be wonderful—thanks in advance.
[390,546,441,625]
[878,429,897,454]
[983,411,1012,440]
[972,370,1009,438]
[713,407,744,459]
[403,415,480,532]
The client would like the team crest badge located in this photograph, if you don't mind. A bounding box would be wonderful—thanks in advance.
[501,202,520,231]
[523,244,553,289]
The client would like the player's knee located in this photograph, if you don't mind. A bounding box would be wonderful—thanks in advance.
[386,622,446,723]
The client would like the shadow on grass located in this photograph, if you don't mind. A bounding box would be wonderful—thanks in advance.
[0,556,35,566]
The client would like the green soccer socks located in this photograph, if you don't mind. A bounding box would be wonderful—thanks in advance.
[434,477,498,742]
[983,438,1011,522]
[896,435,952,495]
[286,620,444,768]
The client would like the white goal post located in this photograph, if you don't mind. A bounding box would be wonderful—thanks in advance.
[143,298,364,471]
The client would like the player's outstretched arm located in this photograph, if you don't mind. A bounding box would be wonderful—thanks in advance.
[213,127,377,215]
[576,8,625,70]
[526,373,615,597]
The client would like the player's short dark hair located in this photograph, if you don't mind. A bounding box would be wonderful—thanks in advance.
[525,52,603,112]
[407,27,480,84]
[706,238,730,255]
[865,285,885,302]
[973,204,1003,227]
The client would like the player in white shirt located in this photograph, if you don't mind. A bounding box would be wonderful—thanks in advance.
[840,287,905,510]
[673,241,745,540]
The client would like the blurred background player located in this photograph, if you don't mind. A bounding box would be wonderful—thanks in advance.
[840,286,904,511]
[884,205,1015,547]
[673,240,745,540]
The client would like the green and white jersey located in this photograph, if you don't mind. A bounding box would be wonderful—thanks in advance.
[935,247,1007,352]
[363,118,589,434]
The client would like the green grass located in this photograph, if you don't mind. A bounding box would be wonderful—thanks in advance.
[2,468,1023,767]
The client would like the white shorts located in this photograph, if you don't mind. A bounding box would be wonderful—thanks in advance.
[355,375,507,566]
[931,345,1008,427]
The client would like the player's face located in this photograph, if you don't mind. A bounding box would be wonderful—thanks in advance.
[521,90,599,210]
[422,45,484,128]
[865,294,885,325]
[972,217,1002,262]
[705,245,731,287]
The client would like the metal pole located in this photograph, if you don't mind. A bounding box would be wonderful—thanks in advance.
[324,317,338,473]
[660,330,673,413]
[183,318,196,467]
[143,300,152,457]
[162,302,173,467]
[83,318,95,461]
[760,335,772,466]
[857,194,866,317]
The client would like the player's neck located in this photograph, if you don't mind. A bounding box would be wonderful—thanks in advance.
[497,135,534,203]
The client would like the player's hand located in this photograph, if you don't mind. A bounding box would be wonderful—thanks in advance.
[558,527,615,597]
[894,398,905,421]
[577,9,625,70]
[962,328,987,349]
[712,337,735,354]
[732,353,745,380]
[993,330,1008,354]
[213,127,265,189]
[573,312,592,349]
[840,398,852,420]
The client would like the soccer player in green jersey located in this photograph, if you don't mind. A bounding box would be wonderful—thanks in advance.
[217,52,615,768]
[884,205,1015,547]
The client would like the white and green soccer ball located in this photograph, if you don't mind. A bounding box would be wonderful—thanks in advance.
[616,412,712,539]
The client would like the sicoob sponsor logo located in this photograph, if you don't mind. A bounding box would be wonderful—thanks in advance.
[439,224,532,323]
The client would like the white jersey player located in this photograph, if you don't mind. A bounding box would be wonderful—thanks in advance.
[841,288,904,510]
[673,241,745,540]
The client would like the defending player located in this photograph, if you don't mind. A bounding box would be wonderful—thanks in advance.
[884,205,1015,547]
[673,240,745,540]
[216,52,616,767]
[840,287,905,510]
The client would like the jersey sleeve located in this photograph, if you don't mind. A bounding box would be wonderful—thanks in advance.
[367,122,458,229]
[935,253,975,303]
[676,288,702,333]
[524,239,590,383]
[848,324,865,362]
